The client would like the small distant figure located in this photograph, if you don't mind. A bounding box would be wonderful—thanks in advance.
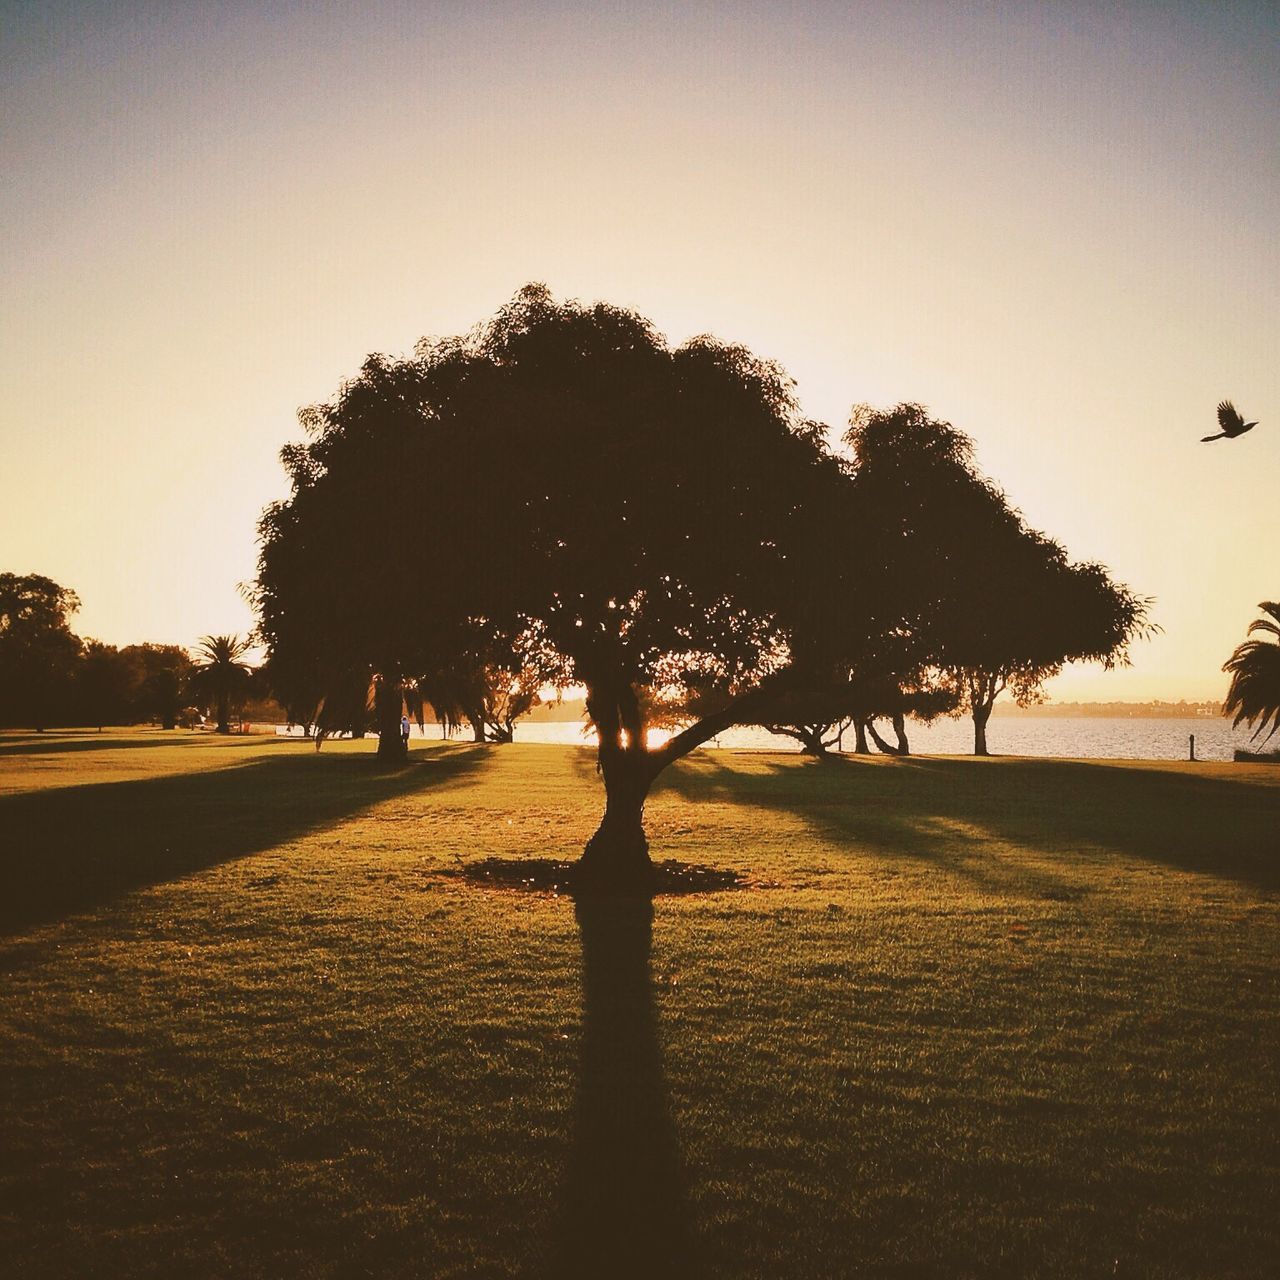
[1201,400,1259,442]
[400,714,411,744]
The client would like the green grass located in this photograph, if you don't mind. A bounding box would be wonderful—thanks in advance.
[1,729,1276,1278]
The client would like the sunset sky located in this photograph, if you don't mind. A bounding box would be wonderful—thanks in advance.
[3,0,1276,702]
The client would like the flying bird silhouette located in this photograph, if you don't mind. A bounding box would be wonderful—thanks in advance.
[1201,400,1259,442]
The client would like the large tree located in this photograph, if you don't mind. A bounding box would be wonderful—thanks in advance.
[76,641,136,731]
[256,286,863,889]
[1223,601,1280,743]
[0,573,83,729]
[122,643,193,729]
[938,525,1153,755]
[256,352,435,762]
[845,404,1152,756]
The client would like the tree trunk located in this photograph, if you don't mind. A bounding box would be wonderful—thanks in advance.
[972,703,992,756]
[798,725,828,757]
[892,711,909,755]
[852,718,870,754]
[866,719,903,755]
[577,750,655,895]
[375,676,407,763]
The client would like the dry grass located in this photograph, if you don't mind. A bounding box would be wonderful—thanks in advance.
[1,730,1276,1278]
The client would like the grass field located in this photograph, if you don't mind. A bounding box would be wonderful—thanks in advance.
[1,729,1276,1278]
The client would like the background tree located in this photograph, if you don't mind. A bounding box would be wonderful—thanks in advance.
[255,353,435,762]
[256,286,865,889]
[938,524,1153,755]
[76,641,136,731]
[845,405,1152,756]
[1222,601,1280,743]
[259,650,323,736]
[313,668,376,746]
[416,620,566,743]
[191,634,253,734]
[758,689,859,757]
[860,681,959,756]
[122,644,193,729]
[0,573,83,729]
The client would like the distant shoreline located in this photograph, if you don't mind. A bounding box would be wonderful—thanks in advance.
[520,697,1225,723]
[990,700,1221,719]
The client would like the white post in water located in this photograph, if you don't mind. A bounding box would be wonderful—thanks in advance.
[1189,734,1196,761]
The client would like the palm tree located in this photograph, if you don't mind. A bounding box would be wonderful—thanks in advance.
[193,634,253,734]
[1223,602,1280,743]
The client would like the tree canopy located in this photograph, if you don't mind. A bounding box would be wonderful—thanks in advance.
[256,286,865,886]
[0,573,83,729]
[845,404,1152,755]
[192,634,253,735]
[256,295,1154,885]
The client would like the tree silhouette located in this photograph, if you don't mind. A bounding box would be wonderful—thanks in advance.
[76,641,135,731]
[940,527,1153,755]
[417,621,565,743]
[1223,602,1280,743]
[192,634,253,734]
[0,573,83,729]
[844,405,1152,755]
[122,644,192,729]
[256,286,863,889]
[255,350,437,763]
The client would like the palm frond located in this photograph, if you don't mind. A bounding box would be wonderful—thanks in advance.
[1223,607,1280,741]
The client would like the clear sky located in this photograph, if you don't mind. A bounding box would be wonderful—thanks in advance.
[3,0,1276,701]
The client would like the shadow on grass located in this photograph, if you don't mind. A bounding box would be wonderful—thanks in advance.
[0,745,489,935]
[656,753,1280,894]
[0,730,225,758]
[550,896,695,1279]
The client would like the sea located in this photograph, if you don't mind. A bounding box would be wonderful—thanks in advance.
[281,715,1271,763]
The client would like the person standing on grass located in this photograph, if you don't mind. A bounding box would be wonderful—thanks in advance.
[400,713,411,745]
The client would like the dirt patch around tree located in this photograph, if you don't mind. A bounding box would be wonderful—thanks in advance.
[441,856,775,897]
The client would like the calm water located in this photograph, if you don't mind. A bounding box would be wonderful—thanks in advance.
[288,715,1267,763]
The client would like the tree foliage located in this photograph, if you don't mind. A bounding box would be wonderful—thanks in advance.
[1223,602,1280,743]
[256,299,1155,881]
[123,644,194,729]
[418,621,566,743]
[256,286,864,887]
[0,573,83,729]
[191,634,253,734]
[0,573,209,730]
[845,404,1152,755]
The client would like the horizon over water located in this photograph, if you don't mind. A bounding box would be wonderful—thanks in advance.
[280,716,1274,764]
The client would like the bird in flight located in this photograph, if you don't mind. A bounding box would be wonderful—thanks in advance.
[1202,400,1259,442]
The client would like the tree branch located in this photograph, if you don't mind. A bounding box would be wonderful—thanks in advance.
[646,678,795,776]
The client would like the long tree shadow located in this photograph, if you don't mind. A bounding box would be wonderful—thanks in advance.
[656,753,1280,893]
[550,896,695,1279]
[0,731,231,758]
[0,745,489,935]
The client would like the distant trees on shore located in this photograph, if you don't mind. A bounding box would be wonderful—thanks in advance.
[0,572,272,732]
[254,286,1151,888]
